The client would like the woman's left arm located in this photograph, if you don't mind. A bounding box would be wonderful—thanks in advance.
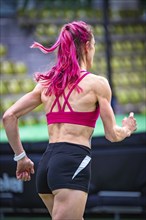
[2,84,42,181]
[2,84,42,154]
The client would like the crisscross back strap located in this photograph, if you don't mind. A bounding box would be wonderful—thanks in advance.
[50,71,90,112]
[50,95,62,112]
[62,71,90,111]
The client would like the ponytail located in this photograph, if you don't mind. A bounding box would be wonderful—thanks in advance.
[31,21,92,96]
[30,37,60,53]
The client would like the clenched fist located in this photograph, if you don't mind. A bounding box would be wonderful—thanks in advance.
[16,156,34,181]
[122,112,137,136]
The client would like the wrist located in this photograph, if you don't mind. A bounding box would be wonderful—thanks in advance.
[14,151,26,162]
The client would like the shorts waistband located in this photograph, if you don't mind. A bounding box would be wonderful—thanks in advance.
[48,142,91,153]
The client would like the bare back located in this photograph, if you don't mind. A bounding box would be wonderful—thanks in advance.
[41,73,99,147]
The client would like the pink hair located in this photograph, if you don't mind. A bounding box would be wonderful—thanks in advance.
[31,21,92,96]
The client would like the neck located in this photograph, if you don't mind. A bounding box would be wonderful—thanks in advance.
[80,62,87,72]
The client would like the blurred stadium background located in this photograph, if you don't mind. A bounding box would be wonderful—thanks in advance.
[0,0,146,220]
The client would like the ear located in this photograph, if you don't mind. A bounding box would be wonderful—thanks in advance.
[85,41,90,53]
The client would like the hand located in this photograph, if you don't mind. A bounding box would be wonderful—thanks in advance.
[16,156,34,181]
[122,112,137,136]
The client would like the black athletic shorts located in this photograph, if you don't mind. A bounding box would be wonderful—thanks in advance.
[36,142,91,194]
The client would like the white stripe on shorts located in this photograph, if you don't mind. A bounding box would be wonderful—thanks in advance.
[72,155,91,179]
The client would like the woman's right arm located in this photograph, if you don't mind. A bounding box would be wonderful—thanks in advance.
[95,77,137,142]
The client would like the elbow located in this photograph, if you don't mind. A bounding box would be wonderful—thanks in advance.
[105,133,119,143]
[105,135,115,143]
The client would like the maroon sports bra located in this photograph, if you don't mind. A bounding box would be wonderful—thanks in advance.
[46,72,100,128]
